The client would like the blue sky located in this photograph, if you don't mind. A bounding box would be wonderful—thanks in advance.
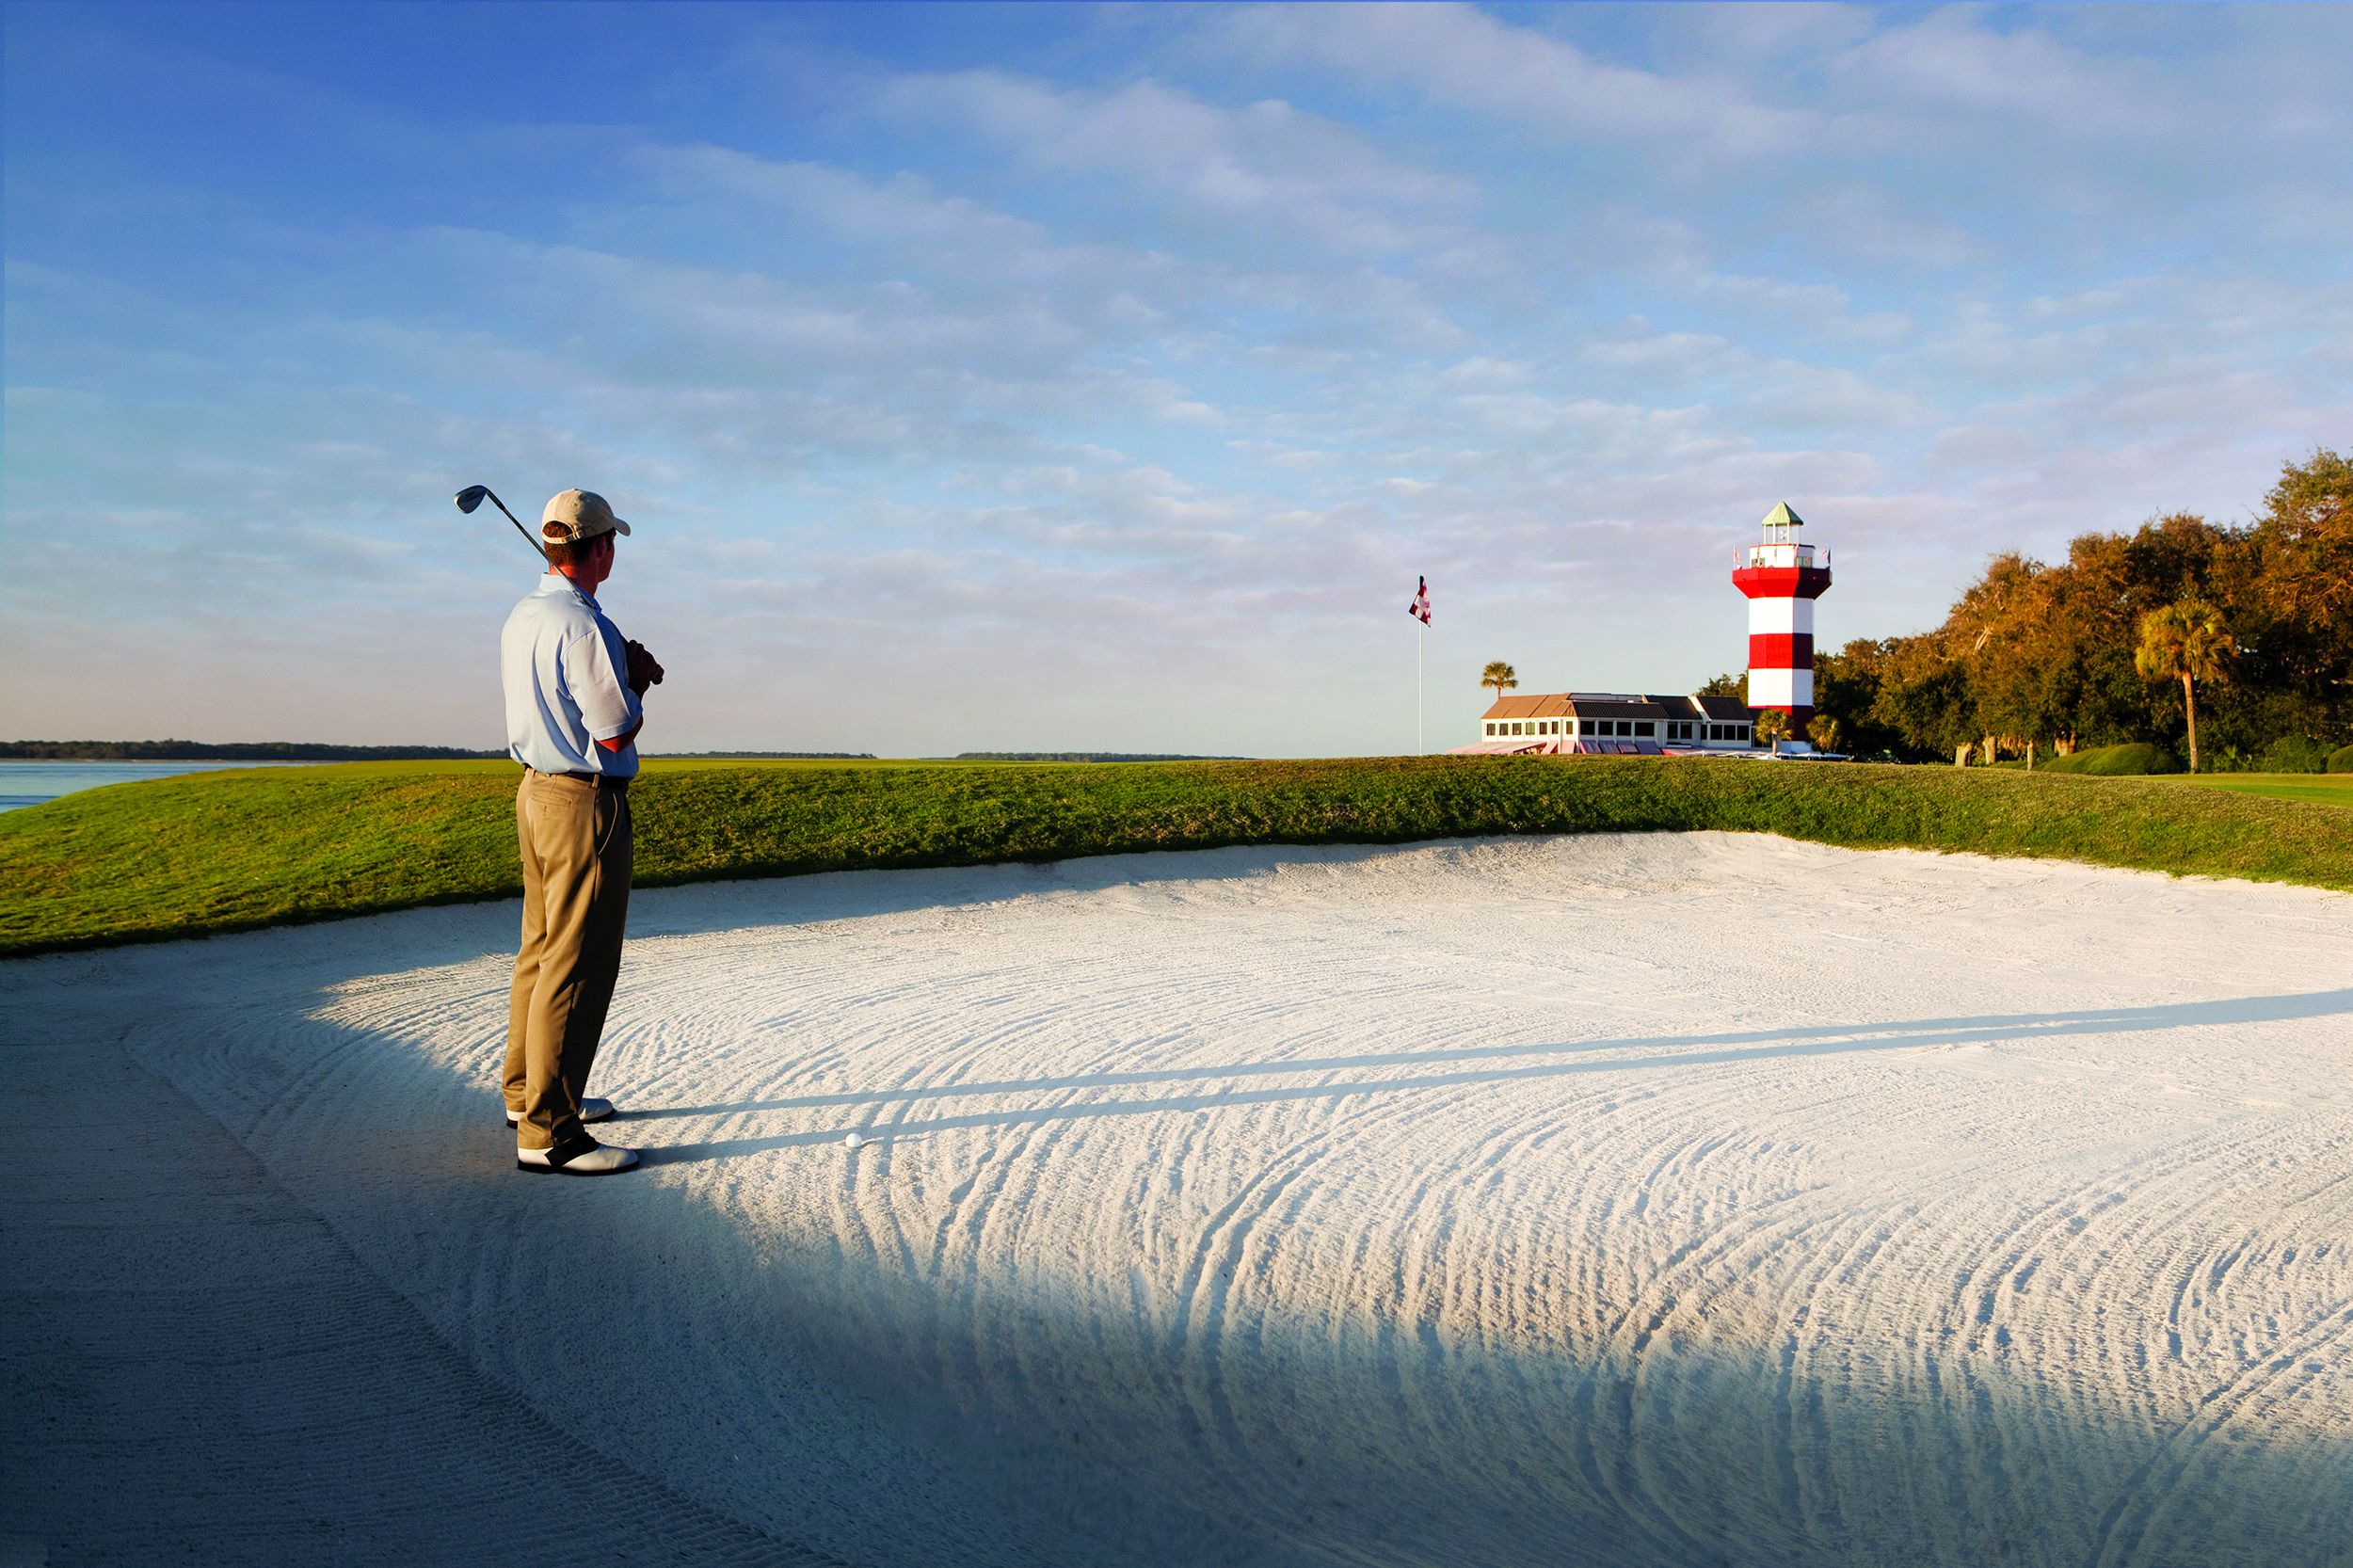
[6,2,2348,756]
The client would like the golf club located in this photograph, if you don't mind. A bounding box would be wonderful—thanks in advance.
[454,484,547,561]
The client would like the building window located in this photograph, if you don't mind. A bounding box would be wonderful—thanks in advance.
[1637,722,1655,737]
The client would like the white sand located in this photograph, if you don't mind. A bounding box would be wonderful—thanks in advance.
[8,832,2353,1566]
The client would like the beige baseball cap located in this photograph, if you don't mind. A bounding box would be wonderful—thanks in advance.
[539,488,633,543]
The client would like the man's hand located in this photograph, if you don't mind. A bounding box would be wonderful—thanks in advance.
[625,639,665,696]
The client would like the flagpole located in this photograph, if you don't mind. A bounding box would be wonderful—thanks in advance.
[1417,618,1425,756]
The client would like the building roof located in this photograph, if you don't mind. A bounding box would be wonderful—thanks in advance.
[1481,692,1673,722]
[1568,699,1672,720]
[1481,690,1756,723]
[1480,693,1577,721]
[1763,501,1804,529]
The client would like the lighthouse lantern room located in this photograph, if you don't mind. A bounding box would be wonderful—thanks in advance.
[1732,502,1833,734]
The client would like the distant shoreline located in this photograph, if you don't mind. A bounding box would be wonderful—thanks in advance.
[0,743,1236,764]
[0,741,504,762]
[0,742,876,762]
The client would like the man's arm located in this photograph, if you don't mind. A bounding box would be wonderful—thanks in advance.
[600,639,661,751]
[569,627,644,756]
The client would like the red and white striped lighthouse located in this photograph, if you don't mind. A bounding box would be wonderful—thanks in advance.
[1732,502,1832,736]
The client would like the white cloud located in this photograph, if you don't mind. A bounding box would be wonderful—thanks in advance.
[1210,1,1823,155]
[1826,9,2163,136]
[868,69,1472,254]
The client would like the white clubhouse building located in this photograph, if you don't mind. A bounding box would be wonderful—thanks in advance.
[1454,692,1755,755]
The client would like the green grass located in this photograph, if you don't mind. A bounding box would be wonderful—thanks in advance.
[2140,772,2353,808]
[4,756,2348,957]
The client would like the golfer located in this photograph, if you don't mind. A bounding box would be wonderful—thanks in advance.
[499,488,664,1175]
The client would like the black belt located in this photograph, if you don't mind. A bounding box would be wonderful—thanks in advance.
[527,768,630,788]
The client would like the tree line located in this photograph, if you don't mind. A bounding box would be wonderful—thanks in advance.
[1785,448,2350,769]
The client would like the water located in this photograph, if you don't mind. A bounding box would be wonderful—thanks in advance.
[0,760,298,813]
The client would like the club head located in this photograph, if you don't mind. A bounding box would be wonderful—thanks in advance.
[454,485,489,514]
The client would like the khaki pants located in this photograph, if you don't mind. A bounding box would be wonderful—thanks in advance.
[504,771,632,1150]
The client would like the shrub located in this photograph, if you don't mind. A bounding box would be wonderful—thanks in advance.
[2261,735,2334,774]
[2329,744,2353,774]
[2040,742,2185,776]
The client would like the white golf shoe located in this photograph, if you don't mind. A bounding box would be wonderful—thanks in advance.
[515,1137,640,1176]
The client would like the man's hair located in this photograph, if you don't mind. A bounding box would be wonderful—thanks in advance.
[540,526,614,570]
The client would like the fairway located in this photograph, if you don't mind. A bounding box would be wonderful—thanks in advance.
[2141,772,2353,807]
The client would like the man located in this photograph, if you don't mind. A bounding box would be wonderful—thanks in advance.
[499,488,664,1176]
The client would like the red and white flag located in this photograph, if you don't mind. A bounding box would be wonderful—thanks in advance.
[1407,575,1431,625]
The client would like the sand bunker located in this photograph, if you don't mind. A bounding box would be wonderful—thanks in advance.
[9,833,2352,1565]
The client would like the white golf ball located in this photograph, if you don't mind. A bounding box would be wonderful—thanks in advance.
[844,1132,864,1150]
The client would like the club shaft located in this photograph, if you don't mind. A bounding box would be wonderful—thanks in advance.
[480,489,547,561]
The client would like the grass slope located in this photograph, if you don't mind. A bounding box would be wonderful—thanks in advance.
[4,757,2348,957]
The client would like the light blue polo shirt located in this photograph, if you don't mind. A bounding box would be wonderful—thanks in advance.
[501,571,643,778]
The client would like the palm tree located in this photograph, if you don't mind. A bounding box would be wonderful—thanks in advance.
[2135,600,2233,772]
[1481,662,1518,706]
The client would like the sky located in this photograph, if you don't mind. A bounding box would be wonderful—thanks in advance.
[5,2,2349,757]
